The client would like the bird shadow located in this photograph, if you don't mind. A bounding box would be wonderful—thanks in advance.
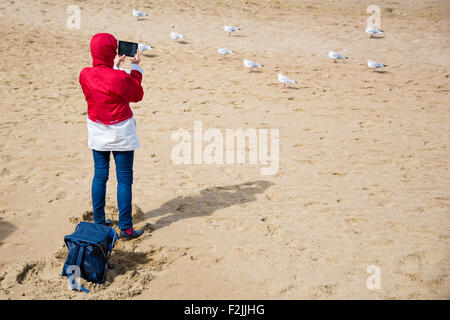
[250,70,263,73]
[136,180,274,231]
[0,218,17,246]
[178,40,190,45]
[369,36,385,39]
[286,86,300,90]
[142,53,158,58]
[373,70,390,74]
[232,35,247,38]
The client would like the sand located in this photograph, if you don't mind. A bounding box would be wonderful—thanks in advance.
[0,0,449,299]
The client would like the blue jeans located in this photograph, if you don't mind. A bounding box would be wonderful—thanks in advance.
[92,150,134,230]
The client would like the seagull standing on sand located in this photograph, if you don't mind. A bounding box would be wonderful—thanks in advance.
[132,9,148,21]
[224,26,241,37]
[170,25,184,42]
[170,31,184,42]
[138,43,152,52]
[365,27,383,38]
[367,59,386,71]
[328,51,347,63]
[217,47,233,60]
[243,59,263,73]
[277,73,297,89]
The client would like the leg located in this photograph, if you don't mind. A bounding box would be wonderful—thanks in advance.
[113,150,134,230]
[92,150,110,225]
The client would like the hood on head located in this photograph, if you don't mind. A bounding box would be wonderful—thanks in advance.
[90,33,117,67]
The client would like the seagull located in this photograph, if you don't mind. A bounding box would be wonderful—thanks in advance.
[170,31,184,42]
[328,51,347,63]
[170,25,184,42]
[243,59,263,73]
[365,27,383,38]
[367,59,387,71]
[132,9,147,21]
[224,26,240,37]
[138,43,152,52]
[277,73,297,89]
[217,47,233,60]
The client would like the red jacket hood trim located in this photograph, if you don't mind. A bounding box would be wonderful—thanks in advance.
[90,33,117,68]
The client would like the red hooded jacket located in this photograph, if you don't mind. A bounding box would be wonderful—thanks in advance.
[79,33,144,125]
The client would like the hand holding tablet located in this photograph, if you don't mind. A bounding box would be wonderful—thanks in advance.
[116,40,140,68]
[118,40,138,57]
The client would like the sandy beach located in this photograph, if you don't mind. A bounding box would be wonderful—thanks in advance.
[0,0,449,299]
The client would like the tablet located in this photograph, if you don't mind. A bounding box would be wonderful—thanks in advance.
[118,40,138,57]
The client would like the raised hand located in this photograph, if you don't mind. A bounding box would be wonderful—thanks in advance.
[131,50,140,65]
[114,54,126,68]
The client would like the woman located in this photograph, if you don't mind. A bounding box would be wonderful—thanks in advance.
[79,33,144,240]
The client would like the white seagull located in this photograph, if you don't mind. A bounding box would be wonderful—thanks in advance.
[170,26,184,42]
[328,51,347,63]
[217,47,233,59]
[138,43,153,52]
[277,73,297,89]
[224,25,241,37]
[243,59,263,73]
[365,27,383,38]
[170,31,184,42]
[367,59,387,71]
[132,9,147,21]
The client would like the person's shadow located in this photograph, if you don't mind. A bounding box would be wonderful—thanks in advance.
[137,180,274,231]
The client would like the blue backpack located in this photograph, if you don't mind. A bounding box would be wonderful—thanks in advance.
[62,222,118,290]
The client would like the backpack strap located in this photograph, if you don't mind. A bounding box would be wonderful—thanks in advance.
[67,243,84,291]
[75,243,85,271]
[69,242,90,293]
[61,238,80,276]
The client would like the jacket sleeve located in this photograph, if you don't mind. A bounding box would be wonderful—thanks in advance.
[118,66,144,103]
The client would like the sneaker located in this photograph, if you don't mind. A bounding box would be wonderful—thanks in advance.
[120,228,144,240]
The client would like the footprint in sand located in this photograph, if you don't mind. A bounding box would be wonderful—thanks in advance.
[189,252,224,267]
[205,216,250,232]
[395,250,427,279]
[0,168,10,177]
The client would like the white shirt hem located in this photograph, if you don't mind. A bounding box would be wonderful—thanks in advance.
[87,116,141,152]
